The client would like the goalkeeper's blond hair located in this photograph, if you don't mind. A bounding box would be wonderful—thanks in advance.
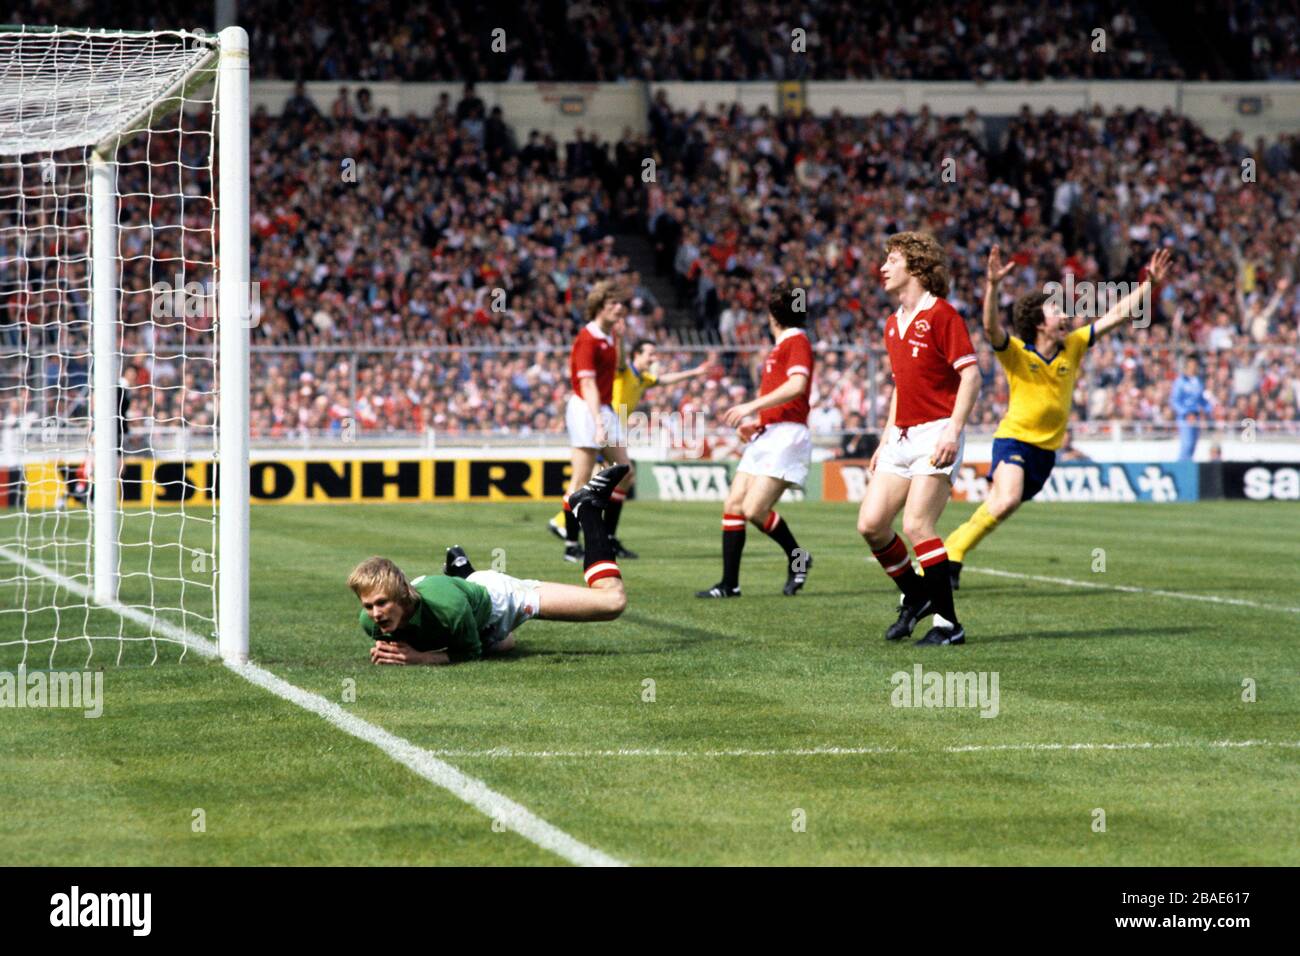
[347,557,417,606]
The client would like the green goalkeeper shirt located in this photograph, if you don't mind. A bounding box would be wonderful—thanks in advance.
[359,575,493,662]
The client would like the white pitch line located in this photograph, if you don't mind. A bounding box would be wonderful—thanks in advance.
[226,662,624,866]
[0,546,219,660]
[424,740,1300,759]
[0,545,625,868]
[966,566,1300,615]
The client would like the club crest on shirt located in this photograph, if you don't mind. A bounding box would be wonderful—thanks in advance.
[914,319,930,334]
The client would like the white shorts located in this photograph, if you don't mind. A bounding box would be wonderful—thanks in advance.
[737,421,812,489]
[467,570,542,648]
[875,417,965,481]
[566,395,619,449]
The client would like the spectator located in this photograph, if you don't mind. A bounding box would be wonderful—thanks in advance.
[283,81,319,122]
[1170,357,1212,460]
[839,413,878,459]
[808,400,844,436]
[330,86,352,121]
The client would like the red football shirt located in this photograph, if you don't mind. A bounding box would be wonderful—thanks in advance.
[884,293,977,427]
[758,328,814,427]
[570,321,618,405]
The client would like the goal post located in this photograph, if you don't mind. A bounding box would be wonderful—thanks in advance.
[90,152,117,607]
[216,25,249,665]
[0,24,249,665]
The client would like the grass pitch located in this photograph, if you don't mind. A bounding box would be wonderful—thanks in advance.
[1,500,1297,865]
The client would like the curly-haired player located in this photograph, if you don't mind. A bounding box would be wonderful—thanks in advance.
[942,245,1173,586]
[858,232,980,646]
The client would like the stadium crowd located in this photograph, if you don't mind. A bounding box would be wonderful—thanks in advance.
[244,90,1300,441]
[640,97,1300,438]
[255,0,1296,84]
[240,0,1172,82]
[12,0,1299,81]
[1214,0,1300,80]
[4,58,1300,447]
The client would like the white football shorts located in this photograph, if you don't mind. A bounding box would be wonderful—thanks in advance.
[566,395,619,450]
[874,416,965,480]
[467,569,542,648]
[737,421,813,489]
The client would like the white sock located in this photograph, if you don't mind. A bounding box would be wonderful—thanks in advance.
[932,612,954,630]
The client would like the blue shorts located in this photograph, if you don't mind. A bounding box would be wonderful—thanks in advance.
[990,437,1056,501]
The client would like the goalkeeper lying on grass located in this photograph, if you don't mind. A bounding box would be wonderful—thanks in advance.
[349,465,629,665]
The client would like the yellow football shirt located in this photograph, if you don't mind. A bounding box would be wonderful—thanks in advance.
[992,324,1092,451]
[612,363,658,419]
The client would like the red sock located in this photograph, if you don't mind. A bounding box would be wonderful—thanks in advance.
[914,538,948,571]
[871,534,911,579]
[583,559,621,585]
[755,510,799,557]
[721,512,746,588]
[871,533,925,603]
[914,537,957,623]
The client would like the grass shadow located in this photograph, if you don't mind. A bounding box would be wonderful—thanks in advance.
[500,608,740,660]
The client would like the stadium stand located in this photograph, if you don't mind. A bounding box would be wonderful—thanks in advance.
[12,0,1300,81]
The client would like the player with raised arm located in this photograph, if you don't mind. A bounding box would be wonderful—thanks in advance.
[355,465,629,665]
[548,332,714,558]
[942,245,1174,586]
[557,280,633,562]
[858,232,980,646]
[696,281,814,598]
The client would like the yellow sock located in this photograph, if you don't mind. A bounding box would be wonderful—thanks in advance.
[946,503,1002,563]
[551,509,566,526]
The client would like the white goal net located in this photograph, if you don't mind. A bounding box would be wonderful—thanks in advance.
[0,25,249,666]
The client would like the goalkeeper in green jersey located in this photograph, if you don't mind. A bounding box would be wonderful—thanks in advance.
[349,465,629,665]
